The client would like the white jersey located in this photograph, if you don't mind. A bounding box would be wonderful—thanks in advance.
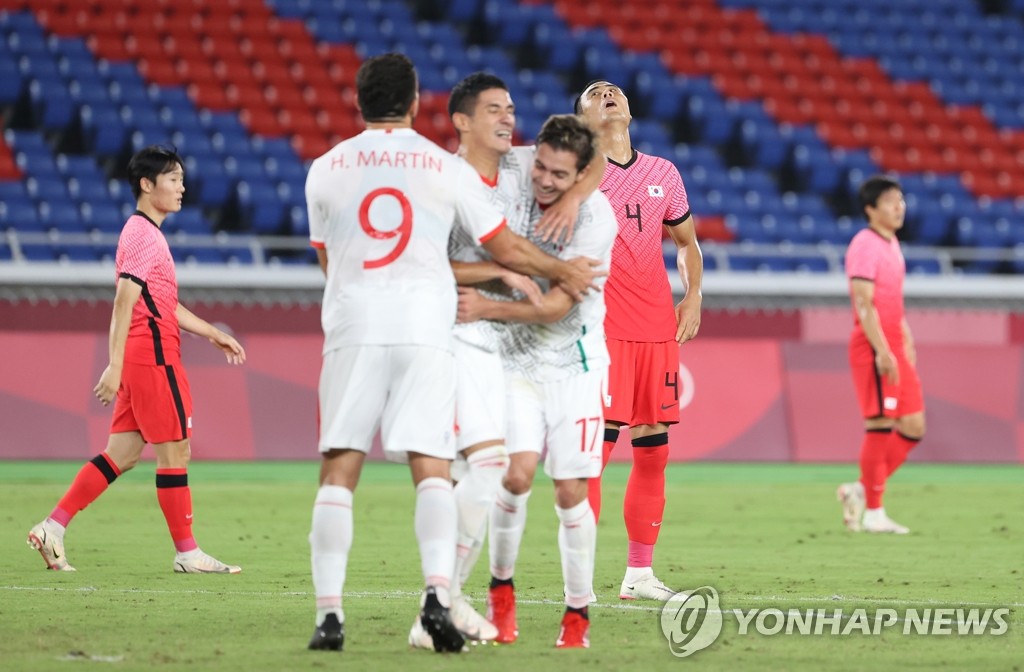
[449,146,534,352]
[499,191,616,383]
[307,128,506,353]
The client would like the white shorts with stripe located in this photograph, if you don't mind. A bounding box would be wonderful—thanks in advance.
[454,338,507,452]
[505,368,607,480]
[318,345,456,462]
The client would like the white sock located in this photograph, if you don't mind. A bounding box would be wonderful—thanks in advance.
[453,446,509,596]
[310,485,352,625]
[489,486,531,581]
[556,499,596,609]
[623,566,654,583]
[415,477,457,604]
[863,507,886,523]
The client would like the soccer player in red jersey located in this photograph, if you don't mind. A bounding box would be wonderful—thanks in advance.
[27,145,246,574]
[837,175,925,534]
[575,80,704,600]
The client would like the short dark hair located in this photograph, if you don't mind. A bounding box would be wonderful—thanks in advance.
[573,79,616,115]
[127,145,184,200]
[858,175,902,216]
[448,72,509,119]
[356,53,418,122]
[535,114,596,172]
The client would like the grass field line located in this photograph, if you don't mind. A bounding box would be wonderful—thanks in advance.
[3,585,1020,611]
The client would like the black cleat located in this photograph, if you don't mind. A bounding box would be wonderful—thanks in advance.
[308,613,344,651]
[419,587,465,653]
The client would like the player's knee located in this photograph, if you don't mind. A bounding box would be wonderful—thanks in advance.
[554,480,588,509]
[898,414,925,440]
[503,469,532,495]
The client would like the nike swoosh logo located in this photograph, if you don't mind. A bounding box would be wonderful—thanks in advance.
[600,189,610,193]
[45,531,61,558]
[651,521,662,527]
[661,403,677,410]
[624,585,635,591]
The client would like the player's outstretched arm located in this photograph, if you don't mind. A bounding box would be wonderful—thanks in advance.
[176,304,246,365]
[450,260,544,307]
[457,286,573,325]
[481,227,605,302]
[94,276,142,406]
[666,214,704,343]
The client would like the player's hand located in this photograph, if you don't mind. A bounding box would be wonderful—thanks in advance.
[457,287,487,323]
[93,364,122,406]
[557,257,607,303]
[876,350,899,385]
[209,329,246,365]
[501,271,544,307]
[674,296,702,343]
[535,195,579,244]
[903,340,917,367]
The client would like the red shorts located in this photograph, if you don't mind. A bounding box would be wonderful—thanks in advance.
[604,338,681,427]
[110,360,193,443]
[849,336,923,419]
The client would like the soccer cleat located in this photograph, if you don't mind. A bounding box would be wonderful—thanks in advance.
[555,609,590,649]
[308,613,344,651]
[173,550,241,574]
[408,615,435,650]
[27,520,75,571]
[419,586,465,653]
[486,583,519,644]
[619,572,677,601]
[862,512,910,535]
[837,481,866,531]
[450,595,498,642]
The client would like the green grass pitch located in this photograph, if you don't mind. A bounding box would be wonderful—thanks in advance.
[2,461,1021,671]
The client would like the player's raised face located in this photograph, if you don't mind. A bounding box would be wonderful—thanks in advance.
[531,143,581,206]
[458,87,515,156]
[577,81,632,126]
[143,163,185,214]
[867,187,906,233]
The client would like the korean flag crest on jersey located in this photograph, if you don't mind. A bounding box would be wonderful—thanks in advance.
[648,185,664,197]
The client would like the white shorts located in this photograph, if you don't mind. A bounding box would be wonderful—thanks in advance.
[454,338,506,451]
[318,345,456,462]
[505,368,607,481]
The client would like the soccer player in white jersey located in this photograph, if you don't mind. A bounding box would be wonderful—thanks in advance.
[303,54,604,654]
[408,73,606,647]
[456,115,616,648]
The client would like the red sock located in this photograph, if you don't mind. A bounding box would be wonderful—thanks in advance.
[624,435,668,558]
[886,432,920,476]
[52,453,122,527]
[156,468,197,553]
[588,428,619,523]
[859,429,891,509]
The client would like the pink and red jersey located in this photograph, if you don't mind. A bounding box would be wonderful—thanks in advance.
[115,212,180,365]
[845,227,906,340]
[600,150,690,342]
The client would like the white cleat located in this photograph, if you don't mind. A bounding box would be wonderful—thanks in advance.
[173,549,241,574]
[619,572,677,601]
[408,615,435,650]
[862,513,910,535]
[450,595,498,642]
[837,481,866,532]
[27,520,75,571]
